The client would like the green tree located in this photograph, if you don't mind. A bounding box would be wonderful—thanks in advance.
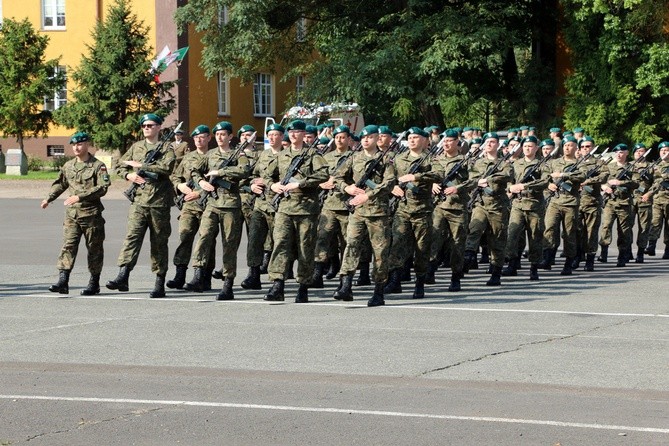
[0,18,64,152]
[175,0,548,130]
[55,0,176,154]
[561,0,669,147]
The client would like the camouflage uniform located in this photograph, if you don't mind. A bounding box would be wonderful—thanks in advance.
[172,139,190,171]
[190,147,249,279]
[631,159,654,256]
[46,156,110,274]
[577,156,608,261]
[239,147,259,234]
[247,148,279,268]
[648,160,669,249]
[115,140,175,274]
[599,162,638,258]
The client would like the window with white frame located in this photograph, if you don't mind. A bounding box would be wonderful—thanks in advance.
[296,75,305,101]
[253,73,273,116]
[44,66,67,111]
[217,72,229,116]
[43,0,66,29]
[47,145,65,157]
[296,17,307,42]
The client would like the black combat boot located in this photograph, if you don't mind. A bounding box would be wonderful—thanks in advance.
[425,260,438,284]
[295,283,309,303]
[597,246,608,263]
[49,270,70,295]
[184,267,204,293]
[501,258,518,276]
[355,262,371,286]
[561,258,573,276]
[645,240,656,256]
[463,250,478,273]
[263,279,285,301]
[333,274,353,301]
[479,247,490,264]
[211,269,223,280]
[616,250,628,267]
[413,275,426,299]
[584,253,595,272]
[80,274,100,296]
[106,265,131,291]
[149,274,166,298]
[259,251,271,274]
[367,283,385,307]
[635,249,644,263]
[325,256,341,280]
[486,266,502,286]
[202,268,214,292]
[217,277,234,300]
[166,265,187,289]
[538,248,554,270]
[241,266,262,290]
[448,271,462,292]
[310,262,325,289]
[571,251,582,270]
[383,269,402,294]
[529,264,539,281]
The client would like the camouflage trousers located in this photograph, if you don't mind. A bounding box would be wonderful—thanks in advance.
[649,200,669,244]
[505,207,544,264]
[247,208,275,267]
[387,210,433,276]
[314,209,348,263]
[191,206,243,279]
[117,204,171,275]
[543,203,578,258]
[631,200,652,250]
[240,192,254,235]
[57,208,105,274]
[268,212,318,284]
[173,206,215,267]
[341,214,391,283]
[599,202,632,250]
[465,205,509,267]
[577,203,601,255]
[430,207,468,273]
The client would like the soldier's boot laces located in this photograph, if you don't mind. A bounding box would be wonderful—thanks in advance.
[80,274,100,296]
[561,258,574,276]
[597,246,608,263]
[584,253,595,271]
[644,240,656,256]
[333,274,353,301]
[149,274,166,298]
[310,262,325,289]
[241,266,262,290]
[49,270,70,295]
[529,264,539,281]
[486,266,502,286]
[413,274,426,299]
[263,279,285,301]
[259,251,271,274]
[184,267,204,293]
[383,269,402,294]
[355,262,371,286]
[425,260,438,285]
[367,283,385,307]
[217,277,234,301]
[448,271,462,292]
[166,265,187,290]
[325,256,341,280]
[106,265,131,292]
[295,283,309,303]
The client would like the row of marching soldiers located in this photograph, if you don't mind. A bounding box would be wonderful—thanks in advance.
[163,118,669,306]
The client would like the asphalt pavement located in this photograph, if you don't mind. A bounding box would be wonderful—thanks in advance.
[0,196,668,445]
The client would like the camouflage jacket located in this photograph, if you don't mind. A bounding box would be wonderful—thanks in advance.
[321,149,353,212]
[192,147,250,209]
[46,155,110,216]
[170,150,208,212]
[546,157,586,207]
[433,153,470,211]
[509,157,550,211]
[392,149,442,214]
[116,140,175,208]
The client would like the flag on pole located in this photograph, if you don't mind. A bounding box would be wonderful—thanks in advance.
[150,46,189,82]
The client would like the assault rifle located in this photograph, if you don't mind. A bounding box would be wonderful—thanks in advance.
[509,146,559,200]
[434,144,483,203]
[466,144,520,211]
[343,145,395,213]
[123,121,183,202]
[602,147,652,204]
[317,142,362,206]
[546,145,599,203]
[174,179,199,211]
[580,147,611,194]
[196,132,257,209]
[637,151,668,186]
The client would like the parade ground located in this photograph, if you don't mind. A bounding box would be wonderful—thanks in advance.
[0,187,667,445]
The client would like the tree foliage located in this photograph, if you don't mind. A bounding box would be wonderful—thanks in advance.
[561,0,669,146]
[55,0,176,154]
[0,18,64,151]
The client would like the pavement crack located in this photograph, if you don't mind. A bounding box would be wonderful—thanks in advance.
[417,317,640,377]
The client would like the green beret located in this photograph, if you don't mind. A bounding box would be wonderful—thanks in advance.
[470,137,483,145]
[573,127,584,133]
[500,139,508,148]
[522,135,539,144]
[578,136,594,147]
[139,113,163,125]
[324,122,335,128]
[190,125,210,137]
[379,125,394,135]
[69,131,91,144]
[286,120,306,131]
[482,132,499,142]
[452,127,462,133]
[316,124,326,132]
[519,125,529,131]
[319,137,330,145]
[563,131,574,137]
[633,142,646,151]
[562,135,577,144]
[360,125,380,137]
[443,129,459,138]
[305,125,319,135]
[266,123,285,134]
[212,121,233,134]
[463,126,473,132]
[407,126,428,138]
[507,128,517,133]
[549,127,561,133]
[237,124,255,137]
[333,125,351,136]
[509,136,521,143]
[529,126,536,131]
[540,139,555,148]
[658,141,669,149]
[611,143,629,152]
